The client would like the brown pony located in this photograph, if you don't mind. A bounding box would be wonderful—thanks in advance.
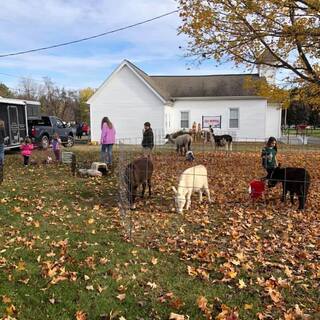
[124,157,154,209]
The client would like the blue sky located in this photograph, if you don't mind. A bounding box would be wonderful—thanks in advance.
[0,0,250,91]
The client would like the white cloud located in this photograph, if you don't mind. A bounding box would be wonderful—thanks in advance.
[0,0,250,89]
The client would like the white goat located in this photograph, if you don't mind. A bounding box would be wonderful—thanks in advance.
[172,165,211,213]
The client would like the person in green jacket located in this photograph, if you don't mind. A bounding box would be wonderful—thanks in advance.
[261,136,278,179]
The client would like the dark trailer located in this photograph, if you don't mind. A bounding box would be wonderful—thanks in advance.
[0,97,28,149]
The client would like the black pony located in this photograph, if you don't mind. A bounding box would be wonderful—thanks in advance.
[268,166,310,210]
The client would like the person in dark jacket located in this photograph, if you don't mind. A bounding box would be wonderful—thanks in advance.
[0,119,5,165]
[141,122,154,156]
[76,122,83,140]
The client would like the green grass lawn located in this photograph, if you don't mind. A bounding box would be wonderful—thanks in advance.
[0,146,319,320]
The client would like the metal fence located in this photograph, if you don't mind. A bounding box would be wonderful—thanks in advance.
[116,132,319,240]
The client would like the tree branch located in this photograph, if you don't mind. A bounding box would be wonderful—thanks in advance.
[289,4,319,81]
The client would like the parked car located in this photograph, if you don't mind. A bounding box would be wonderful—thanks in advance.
[28,116,76,149]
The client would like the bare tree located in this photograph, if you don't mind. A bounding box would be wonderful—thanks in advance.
[17,78,39,100]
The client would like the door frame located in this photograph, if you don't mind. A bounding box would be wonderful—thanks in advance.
[7,105,20,145]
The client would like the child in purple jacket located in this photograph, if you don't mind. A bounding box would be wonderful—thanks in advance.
[52,132,62,162]
[20,137,33,166]
[100,117,116,165]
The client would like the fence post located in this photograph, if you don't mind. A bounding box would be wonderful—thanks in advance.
[71,153,77,176]
[62,151,76,176]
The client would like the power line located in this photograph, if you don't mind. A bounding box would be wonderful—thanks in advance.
[0,72,44,83]
[0,10,179,58]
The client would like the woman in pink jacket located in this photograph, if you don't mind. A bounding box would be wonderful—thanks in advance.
[20,137,33,166]
[100,117,116,165]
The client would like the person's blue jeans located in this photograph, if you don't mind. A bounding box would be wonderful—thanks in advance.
[101,144,113,164]
[0,144,4,166]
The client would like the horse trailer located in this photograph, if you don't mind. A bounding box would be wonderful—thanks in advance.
[0,97,39,150]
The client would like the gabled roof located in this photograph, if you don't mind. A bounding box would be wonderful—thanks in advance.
[88,60,264,104]
[125,60,261,99]
[150,74,260,98]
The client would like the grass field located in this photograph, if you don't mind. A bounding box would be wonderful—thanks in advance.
[0,145,319,320]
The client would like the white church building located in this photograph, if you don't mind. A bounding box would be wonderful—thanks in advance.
[88,59,281,143]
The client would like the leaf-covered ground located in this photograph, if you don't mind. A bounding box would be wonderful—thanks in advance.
[0,146,319,320]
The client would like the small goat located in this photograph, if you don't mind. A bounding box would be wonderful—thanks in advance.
[124,157,154,209]
[172,165,211,213]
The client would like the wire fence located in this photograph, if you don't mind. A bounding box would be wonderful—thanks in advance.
[115,131,320,239]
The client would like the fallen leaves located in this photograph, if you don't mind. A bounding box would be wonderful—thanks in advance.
[146,281,157,289]
[267,288,282,304]
[87,218,95,225]
[2,296,12,304]
[4,304,17,317]
[169,312,186,320]
[16,260,26,271]
[237,279,247,289]
[216,305,239,320]
[197,295,208,312]
[116,293,126,301]
[187,266,209,280]
[85,285,94,291]
[75,310,87,320]
[244,304,253,310]
[41,260,77,285]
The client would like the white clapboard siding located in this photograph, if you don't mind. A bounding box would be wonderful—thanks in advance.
[89,64,164,143]
[266,103,282,139]
[173,98,269,141]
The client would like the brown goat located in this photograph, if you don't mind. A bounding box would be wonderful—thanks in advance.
[124,157,154,209]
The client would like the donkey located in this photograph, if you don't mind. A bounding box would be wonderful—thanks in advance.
[166,133,193,155]
[124,157,154,209]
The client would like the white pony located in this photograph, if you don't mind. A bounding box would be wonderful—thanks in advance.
[172,165,211,213]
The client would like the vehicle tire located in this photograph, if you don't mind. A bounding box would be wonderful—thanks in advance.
[41,135,50,149]
[65,135,74,147]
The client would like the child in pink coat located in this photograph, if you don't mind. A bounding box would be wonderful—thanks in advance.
[20,137,33,166]
[100,117,116,165]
